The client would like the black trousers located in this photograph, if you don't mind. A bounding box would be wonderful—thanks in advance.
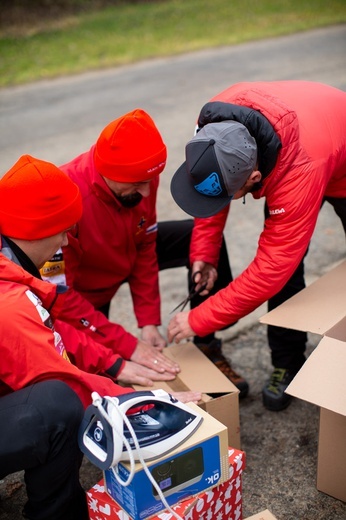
[0,381,89,520]
[157,219,234,343]
[266,196,346,372]
[99,219,234,345]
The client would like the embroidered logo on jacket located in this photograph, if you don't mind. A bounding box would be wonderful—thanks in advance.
[25,290,51,323]
[136,216,146,235]
[146,223,158,235]
[269,207,285,215]
[25,289,71,362]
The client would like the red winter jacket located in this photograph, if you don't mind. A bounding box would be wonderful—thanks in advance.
[0,248,131,408]
[189,81,346,336]
[41,145,161,360]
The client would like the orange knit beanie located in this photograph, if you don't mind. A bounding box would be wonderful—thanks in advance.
[0,155,83,240]
[94,109,167,182]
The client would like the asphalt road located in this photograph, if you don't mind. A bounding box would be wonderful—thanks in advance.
[1,24,346,520]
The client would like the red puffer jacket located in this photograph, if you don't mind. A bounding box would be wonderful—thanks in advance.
[189,81,346,336]
[41,145,161,360]
[0,250,130,408]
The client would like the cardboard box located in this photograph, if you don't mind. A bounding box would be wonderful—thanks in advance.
[103,403,229,519]
[244,510,278,520]
[260,260,346,502]
[132,341,240,450]
[87,447,246,520]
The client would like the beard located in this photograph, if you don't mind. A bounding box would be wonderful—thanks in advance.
[114,192,143,208]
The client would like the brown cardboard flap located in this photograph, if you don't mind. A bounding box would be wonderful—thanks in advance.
[245,510,279,520]
[134,342,238,395]
[317,408,346,502]
[260,260,346,335]
[131,342,241,449]
[325,315,346,341]
[286,336,346,416]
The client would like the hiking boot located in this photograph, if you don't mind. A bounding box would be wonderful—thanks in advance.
[196,339,249,398]
[262,368,296,411]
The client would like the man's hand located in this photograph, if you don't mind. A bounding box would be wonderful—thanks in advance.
[116,363,202,403]
[171,391,202,404]
[131,340,180,374]
[116,360,176,387]
[192,261,218,296]
[167,311,195,344]
[141,325,166,349]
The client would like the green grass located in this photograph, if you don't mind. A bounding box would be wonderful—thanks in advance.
[1,0,346,87]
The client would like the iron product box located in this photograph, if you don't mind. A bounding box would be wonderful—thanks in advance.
[87,447,245,520]
[132,341,241,450]
[102,403,229,520]
[260,260,346,503]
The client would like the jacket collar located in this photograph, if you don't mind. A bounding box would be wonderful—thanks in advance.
[0,236,66,319]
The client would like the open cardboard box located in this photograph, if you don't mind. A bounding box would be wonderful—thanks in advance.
[132,341,241,449]
[260,260,346,502]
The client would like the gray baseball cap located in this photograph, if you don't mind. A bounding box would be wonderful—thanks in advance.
[170,121,257,218]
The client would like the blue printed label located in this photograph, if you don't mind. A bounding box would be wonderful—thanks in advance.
[194,172,222,196]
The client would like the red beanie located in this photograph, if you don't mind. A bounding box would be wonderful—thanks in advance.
[0,155,83,240]
[94,109,167,182]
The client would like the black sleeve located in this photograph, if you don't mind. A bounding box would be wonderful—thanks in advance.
[198,101,282,178]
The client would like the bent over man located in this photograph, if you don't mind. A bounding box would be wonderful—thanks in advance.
[168,80,346,411]
[41,109,245,394]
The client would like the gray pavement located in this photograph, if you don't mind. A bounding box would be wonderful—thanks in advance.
[1,24,346,519]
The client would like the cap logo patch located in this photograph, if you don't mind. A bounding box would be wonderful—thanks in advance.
[194,172,222,196]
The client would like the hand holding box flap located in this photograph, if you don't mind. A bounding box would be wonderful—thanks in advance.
[286,336,346,416]
[152,342,238,394]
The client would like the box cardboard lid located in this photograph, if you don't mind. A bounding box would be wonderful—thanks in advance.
[245,509,279,520]
[260,260,346,335]
[286,335,346,415]
[133,341,238,395]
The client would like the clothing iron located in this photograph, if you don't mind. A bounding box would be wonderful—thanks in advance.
[78,389,203,471]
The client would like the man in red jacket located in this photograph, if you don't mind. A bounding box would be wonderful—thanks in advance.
[168,80,346,411]
[0,155,201,520]
[41,109,247,395]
